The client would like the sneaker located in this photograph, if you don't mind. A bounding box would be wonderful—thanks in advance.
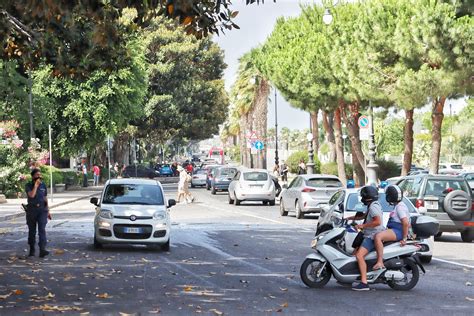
[352,282,370,291]
[39,249,50,258]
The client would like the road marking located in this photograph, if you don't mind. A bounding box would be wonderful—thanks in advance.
[432,257,474,269]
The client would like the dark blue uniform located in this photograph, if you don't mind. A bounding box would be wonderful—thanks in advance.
[25,182,48,250]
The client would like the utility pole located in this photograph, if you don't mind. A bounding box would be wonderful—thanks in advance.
[274,88,279,166]
[28,70,34,141]
[366,101,379,185]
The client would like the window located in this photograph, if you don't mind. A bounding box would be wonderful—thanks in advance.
[329,191,344,206]
[424,179,470,196]
[307,178,343,188]
[217,168,237,177]
[451,164,463,170]
[234,172,241,180]
[103,184,164,205]
[243,172,268,181]
[288,177,298,188]
[399,179,416,197]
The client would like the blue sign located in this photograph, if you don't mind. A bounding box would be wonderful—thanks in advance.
[347,179,355,188]
[254,141,264,150]
[358,115,369,128]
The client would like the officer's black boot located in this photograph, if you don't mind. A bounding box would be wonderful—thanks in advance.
[39,249,49,258]
[28,246,35,257]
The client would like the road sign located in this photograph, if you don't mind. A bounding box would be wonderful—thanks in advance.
[359,128,369,140]
[250,147,258,154]
[358,115,369,128]
[254,140,264,150]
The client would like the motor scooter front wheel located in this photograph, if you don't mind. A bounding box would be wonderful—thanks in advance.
[300,258,331,288]
[387,259,419,291]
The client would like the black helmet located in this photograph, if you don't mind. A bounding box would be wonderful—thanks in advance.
[360,185,379,205]
[385,185,403,205]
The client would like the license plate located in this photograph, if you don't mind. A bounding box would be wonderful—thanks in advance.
[425,200,438,210]
[250,185,263,188]
[123,227,142,234]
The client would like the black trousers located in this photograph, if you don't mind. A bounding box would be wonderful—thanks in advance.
[26,208,48,249]
[83,174,88,187]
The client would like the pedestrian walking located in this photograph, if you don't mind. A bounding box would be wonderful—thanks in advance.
[25,168,51,258]
[177,166,194,204]
[81,161,88,187]
[93,164,100,186]
[273,164,280,178]
[280,162,289,183]
[298,159,306,175]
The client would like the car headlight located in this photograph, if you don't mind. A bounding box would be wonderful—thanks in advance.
[99,209,113,219]
[153,211,167,220]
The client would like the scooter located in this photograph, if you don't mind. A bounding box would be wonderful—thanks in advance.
[300,219,426,291]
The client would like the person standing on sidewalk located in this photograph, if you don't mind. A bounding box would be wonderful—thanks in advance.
[93,164,100,186]
[25,168,51,258]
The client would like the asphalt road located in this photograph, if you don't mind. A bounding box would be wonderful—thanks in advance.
[0,184,473,315]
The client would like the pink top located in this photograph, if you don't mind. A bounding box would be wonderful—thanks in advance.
[93,165,100,175]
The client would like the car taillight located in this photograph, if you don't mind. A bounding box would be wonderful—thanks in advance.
[302,187,316,193]
[471,201,474,211]
[193,176,198,179]
[416,199,424,208]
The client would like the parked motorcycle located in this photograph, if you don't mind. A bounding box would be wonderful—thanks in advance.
[300,216,438,291]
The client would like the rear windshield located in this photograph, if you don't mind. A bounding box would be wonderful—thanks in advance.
[194,169,207,174]
[451,165,463,169]
[307,178,342,188]
[346,193,416,213]
[217,168,237,177]
[103,184,164,205]
[161,165,170,168]
[424,179,470,196]
[243,172,268,181]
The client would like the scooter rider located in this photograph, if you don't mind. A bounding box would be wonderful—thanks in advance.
[372,185,410,270]
[346,185,384,291]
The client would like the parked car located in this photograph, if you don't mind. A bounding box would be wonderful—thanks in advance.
[211,166,238,194]
[408,170,429,176]
[438,163,464,175]
[317,188,434,263]
[191,169,207,188]
[158,164,174,177]
[90,178,176,250]
[396,174,473,242]
[460,172,474,191]
[205,165,221,190]
[228,169,276,205]
[279,175,343,219]
[122,165,160,179]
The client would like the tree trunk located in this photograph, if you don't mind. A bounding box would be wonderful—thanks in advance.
[322,111,336,162]
[429,97,446,174]
[334,107,347,186]
[401,108,414,176]
[310,109,319,154]
[340,101,365,186]
[113,132,130,166]
[251,79,270,169]
[239,114,249,168]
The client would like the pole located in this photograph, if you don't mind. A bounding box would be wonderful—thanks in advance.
[48,124,53,203]
[274,88,279,166]
[307,114,315,174]
[28,70,34,141]
[107,135,111,181]
[366,101,379,185]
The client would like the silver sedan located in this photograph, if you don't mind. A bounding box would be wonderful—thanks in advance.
[280,174,343,219]
[228,169,276,205]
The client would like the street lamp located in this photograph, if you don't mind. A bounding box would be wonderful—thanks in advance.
[322,8,333,25]
[274,88,279,166]
[342,134,347,162]
[307,132,315,174]
[366,101,379,186]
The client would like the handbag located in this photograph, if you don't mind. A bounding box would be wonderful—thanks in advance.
[351,211,369,248]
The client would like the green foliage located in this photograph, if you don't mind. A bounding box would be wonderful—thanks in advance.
[376,159,401,181]
[39,165,64,187]
[0,145,28,198]
[227,145,241,163]
[285,150,321,174]
[321,162,353,180]
[375,118,404,157]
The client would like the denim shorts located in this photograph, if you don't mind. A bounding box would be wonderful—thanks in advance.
[387,220,404,241]
[361,237,375,252]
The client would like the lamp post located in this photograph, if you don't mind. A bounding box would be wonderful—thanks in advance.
[322,8,333,25]
[366,101,379,185]
[307,132,315,174]
[342,134,347,163]
[274,88,279,166]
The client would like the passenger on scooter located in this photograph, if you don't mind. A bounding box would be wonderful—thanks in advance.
[346,185,384,291]
[372,185,410,270]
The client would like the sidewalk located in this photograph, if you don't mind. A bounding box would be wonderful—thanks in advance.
[0,186,103,222]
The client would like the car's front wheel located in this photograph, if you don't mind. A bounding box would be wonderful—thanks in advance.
[228,194,234,204]
[295,201,304,219]
[161,239,170,251]
[280,201,288,216]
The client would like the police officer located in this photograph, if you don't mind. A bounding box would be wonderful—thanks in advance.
[25,168,51,257]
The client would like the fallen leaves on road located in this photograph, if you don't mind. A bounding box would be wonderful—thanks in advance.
[119,312,137,316]
[281,302,289,308]
[466,297,474,302]
[184,286,193,292]
[96,293,110,299]
[0,293,12,300]
[209,308,224,315]
[279,287,288,292]
[12,289,23,295]
[466,281,472,286]
[54,249,65,255]
[31,304,83,312]
[148,308,161,314]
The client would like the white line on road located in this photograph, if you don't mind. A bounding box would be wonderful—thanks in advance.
[432,257,474,269]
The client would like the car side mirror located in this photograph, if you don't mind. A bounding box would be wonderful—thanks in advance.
[90,197,99,206]
[168,199,176,208]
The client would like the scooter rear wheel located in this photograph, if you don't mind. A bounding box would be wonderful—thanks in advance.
[387,259,419,291]
[300,258,331,288]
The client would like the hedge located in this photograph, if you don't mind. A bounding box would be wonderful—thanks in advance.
[376,159,401,180]
[39,165,64,187]
[285,150,321,174]
[321,162,354,180]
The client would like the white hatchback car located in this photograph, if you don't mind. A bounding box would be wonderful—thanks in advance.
[228,169,276,205]
[90,178,176,251]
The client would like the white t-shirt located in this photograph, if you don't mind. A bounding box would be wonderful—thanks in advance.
[389,202,410,223]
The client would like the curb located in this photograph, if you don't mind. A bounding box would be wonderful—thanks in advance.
[0,192,101,222]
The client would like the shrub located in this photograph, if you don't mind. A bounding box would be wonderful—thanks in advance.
[285,150,321,174]
[376,159,401,181]
[39,165,64,187]
[61,171,80,186]
[321,162,353,180]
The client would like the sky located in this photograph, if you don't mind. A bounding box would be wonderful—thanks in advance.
[213,0,468,132]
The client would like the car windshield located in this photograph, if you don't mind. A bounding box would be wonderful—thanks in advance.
[161,165,170,168]
[424,179,470,196]
[243,172,268,181]
[195,169,207,174]
[451,165,463,169]
[346,193,416,213]
[307,178,342,188]
[217,168,237,177]
[102,184,164,205]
